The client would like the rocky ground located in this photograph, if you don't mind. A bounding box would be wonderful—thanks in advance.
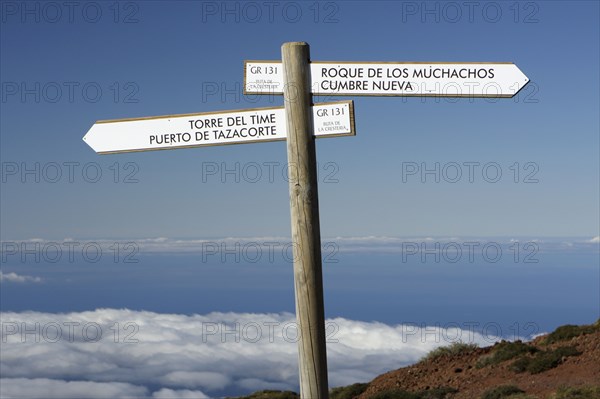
[233,320,600,399]
[357,321,600,399]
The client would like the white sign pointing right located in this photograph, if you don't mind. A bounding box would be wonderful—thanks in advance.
[244,61,529,97]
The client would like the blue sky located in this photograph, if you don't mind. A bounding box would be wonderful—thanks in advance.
[1,2,599,398]
[1,0,598,240]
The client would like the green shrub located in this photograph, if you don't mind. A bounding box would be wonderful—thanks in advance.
[330,383,369,399]
[529,346,582,374]
[422,342,478,361]
[551,385,600,399]
[509,356,531,373]
[510,346,582,374]
[481,385,525,399]
[476,340,538,368]
[544,322,599,345]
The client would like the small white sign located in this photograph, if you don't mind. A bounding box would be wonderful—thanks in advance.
[83,101,355,154]
[244,61,529,97]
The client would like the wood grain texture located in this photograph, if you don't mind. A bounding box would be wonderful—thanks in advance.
[282,42,329,399]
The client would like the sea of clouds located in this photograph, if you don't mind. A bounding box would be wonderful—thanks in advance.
[0,308,516,399]
[3,236,595,398]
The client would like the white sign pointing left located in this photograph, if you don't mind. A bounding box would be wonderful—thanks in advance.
[83,101,355,154]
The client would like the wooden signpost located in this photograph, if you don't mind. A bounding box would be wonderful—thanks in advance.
[281,43,329,399]
[245,46,529,399]
[84,41,529,399]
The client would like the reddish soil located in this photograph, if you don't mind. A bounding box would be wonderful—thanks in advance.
[357,329,600,399]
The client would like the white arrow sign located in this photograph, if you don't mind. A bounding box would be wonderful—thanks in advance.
[244,61,529,97]
[83,101,355,154]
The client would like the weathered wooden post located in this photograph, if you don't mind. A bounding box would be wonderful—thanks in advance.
[281,41,329,399]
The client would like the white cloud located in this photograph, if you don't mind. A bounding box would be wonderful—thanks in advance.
[0,378,148,399]
[2,236,597,258]
[152,388,209,399]
[160,371,231,390]
[236,378,293,392]
[0,309,513,399]
[0,271,42,284]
